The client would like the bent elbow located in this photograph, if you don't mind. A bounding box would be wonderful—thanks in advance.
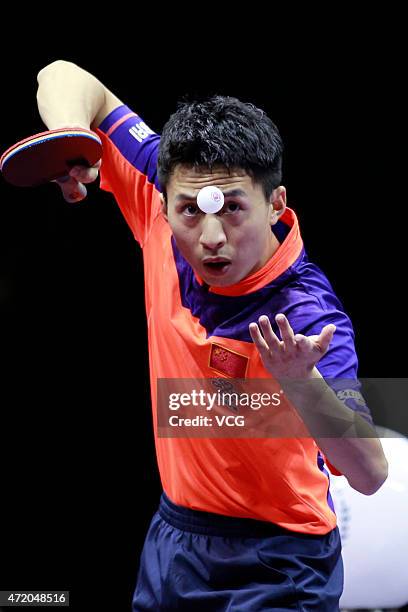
[360,459,389,496]
[348,458,389,496]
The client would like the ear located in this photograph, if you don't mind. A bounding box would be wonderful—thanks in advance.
[268,186,287,226]
[160,193,168,222]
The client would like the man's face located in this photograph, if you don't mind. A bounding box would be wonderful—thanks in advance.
[163,165,286,287]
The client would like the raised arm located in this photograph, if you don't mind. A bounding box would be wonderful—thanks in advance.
[36,60,123,202]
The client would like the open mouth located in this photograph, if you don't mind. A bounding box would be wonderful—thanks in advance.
[203,261,231,274]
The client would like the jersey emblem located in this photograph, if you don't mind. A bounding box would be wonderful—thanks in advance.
[209,343,249,378]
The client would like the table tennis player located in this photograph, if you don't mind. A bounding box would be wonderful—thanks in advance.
[32,60,388,611]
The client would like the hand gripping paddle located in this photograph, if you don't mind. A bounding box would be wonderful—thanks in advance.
[0,128,102,187]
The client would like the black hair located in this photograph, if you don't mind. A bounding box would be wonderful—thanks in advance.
[157,95,283,200]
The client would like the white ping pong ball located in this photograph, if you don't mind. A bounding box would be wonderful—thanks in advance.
[196,186,224,213]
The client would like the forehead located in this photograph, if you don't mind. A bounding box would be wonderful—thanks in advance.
[167,164,256,197]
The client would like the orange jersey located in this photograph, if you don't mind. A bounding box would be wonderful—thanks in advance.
[95,106,373,535]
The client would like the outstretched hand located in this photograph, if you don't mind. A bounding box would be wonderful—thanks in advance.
[249,313,336,379]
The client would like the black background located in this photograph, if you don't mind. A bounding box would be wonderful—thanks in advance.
[0,16,404,611]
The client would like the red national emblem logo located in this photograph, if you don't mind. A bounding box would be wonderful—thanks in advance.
[209,343,249,378]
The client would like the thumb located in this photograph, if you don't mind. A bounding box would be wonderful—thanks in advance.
[317,324,337,354]
[54,175,88,203]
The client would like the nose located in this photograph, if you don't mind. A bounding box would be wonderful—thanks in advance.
[199,214,227,251]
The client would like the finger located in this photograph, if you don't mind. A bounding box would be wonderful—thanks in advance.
[249,322,270,353]
[293,333,310,349]
[275,313,297,350]
[257,315,282,351]
[69,159,101,184]
[316,324,336,353]
[55,176,87,203]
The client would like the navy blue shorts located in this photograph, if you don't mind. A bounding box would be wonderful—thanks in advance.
[132,491,343,611]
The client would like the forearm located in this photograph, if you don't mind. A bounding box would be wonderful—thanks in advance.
[280,369,388,495]
[316,435,387,494]
[36,60,106,130]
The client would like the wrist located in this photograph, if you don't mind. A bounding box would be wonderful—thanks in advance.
[45,122,91,131]
[304,367,323,381]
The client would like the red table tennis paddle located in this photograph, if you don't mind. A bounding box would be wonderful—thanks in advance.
[0,128,102,187]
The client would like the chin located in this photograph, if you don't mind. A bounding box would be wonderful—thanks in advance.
[201,270,242,287]
[203,277,234,287]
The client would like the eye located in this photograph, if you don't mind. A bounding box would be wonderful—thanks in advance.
[182,204,200,217]
[224,202,240,213]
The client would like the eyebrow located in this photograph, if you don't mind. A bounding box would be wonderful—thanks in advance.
[174,188,248,203]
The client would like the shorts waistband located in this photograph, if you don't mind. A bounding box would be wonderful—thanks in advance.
[159,491,298,537]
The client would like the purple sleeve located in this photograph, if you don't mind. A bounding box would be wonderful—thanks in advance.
[287,263,374,425]
[98,105,161,190]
